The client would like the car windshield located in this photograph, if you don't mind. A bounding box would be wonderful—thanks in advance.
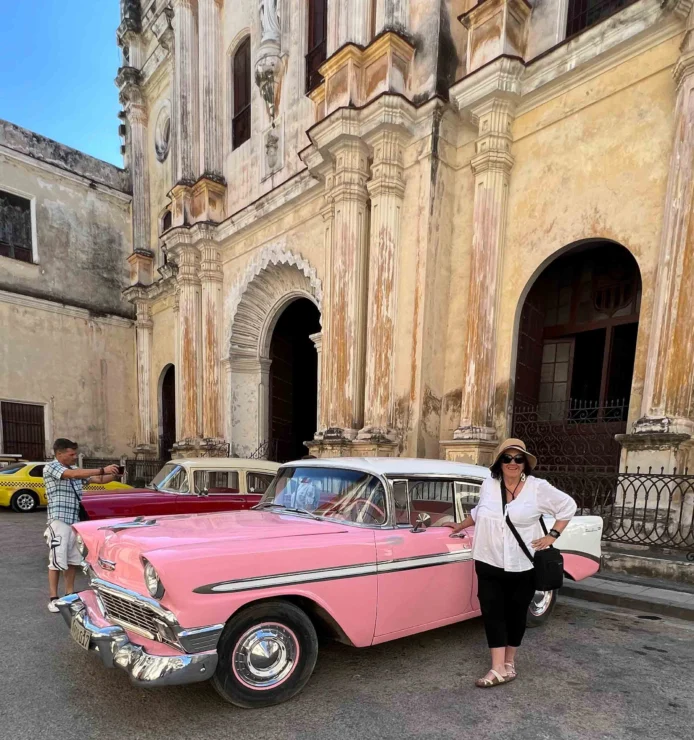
[0,464,25,475]
[257,466,387,525]
[149,463,181,490]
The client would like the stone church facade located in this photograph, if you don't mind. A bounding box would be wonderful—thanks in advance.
[118,0,694,474]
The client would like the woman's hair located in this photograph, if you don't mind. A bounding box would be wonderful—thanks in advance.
[490,454,534,480]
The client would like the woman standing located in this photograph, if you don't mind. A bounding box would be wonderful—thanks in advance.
[445,438,577,688]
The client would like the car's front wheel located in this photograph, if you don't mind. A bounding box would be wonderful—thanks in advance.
[526,589,557,627]
[212,600,318,708]
[11,490,39,513]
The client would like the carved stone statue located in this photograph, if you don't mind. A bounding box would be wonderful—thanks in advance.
[259,0,281,45]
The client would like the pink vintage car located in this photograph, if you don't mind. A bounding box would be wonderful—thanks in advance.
[56,458,602,707]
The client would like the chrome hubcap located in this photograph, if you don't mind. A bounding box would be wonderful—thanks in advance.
[529,590,554,617]
[16,493,35,511]
[232,623,298,690]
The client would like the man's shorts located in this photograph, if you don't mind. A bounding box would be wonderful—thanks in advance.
[44,519,82,571]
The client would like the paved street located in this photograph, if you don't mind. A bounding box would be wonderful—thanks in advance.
[1,511,692,740]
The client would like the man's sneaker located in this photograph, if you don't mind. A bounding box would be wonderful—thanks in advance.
[48,598,60,613]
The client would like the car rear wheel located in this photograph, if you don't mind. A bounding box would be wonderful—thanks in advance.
[212,600,318,708]
[11,490,39,513]
[526,589,557,627]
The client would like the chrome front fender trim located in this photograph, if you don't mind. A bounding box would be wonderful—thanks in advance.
[55,594,217,687]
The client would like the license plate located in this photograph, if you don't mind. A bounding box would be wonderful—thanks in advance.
[71,620,91,651]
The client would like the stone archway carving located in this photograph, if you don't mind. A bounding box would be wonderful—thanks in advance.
[223,245,323,455]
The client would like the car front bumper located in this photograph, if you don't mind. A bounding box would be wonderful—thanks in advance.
[56,593,218,687]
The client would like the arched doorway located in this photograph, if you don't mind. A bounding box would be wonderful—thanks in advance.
[268,298,321,462]
[512,241,641,471]
[158,364,176,461]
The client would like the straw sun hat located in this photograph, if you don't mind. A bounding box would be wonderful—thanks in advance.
[491,438,538,470]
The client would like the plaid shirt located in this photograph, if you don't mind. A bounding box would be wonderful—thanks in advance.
[44,460,84,525]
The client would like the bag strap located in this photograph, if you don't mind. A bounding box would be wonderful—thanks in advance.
[504,512,535,565]
[69,477,83,503]
[499,478,550,565]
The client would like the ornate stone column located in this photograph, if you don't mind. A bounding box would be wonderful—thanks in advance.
[357,127,407,447]
[309,331,323,432]
[117,67,152,279]
[171,0,200,226]
[169,242,202,450]
[198,233,225,448]
[319,138,370,440]
[198,0,223,179]
[450,97,516,465]
[619,22,694,472]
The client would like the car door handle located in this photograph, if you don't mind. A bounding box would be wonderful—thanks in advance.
[229,496,245,502]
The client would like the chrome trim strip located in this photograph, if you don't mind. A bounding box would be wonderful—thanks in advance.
[177,623,226,639]
[194,550,473,594]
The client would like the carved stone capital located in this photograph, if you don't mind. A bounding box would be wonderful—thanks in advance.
[126,250,155,287]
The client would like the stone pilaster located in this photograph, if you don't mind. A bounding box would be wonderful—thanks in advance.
[172,0,199,185]
[309,331,323,432]
[198,0,223,179]
[134,297,155,453]
[374,0,408,34]
[449,98,515,462]
[318,138,370,440]
[199,235,223,441]
[170,242,202,447]
[328,0,371,54]
[117,67,151,257]
[622,22,694,472]
[358,127,407,444]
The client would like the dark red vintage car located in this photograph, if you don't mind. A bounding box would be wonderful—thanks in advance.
[81,459,280,520]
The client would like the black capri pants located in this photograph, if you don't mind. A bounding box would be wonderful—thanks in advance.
[475,560,536,649]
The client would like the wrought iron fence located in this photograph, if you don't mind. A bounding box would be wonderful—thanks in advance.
[535,470,694,551]
[512,398,628,473]
[247,440,281,462]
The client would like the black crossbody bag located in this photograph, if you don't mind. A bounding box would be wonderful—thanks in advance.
[502,483,564,591]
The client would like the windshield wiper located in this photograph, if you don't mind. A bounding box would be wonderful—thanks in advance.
[252,502,320,519]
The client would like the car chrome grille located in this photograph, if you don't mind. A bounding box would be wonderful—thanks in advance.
[97,588,162,640]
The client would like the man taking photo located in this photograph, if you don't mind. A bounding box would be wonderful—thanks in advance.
[43,438,120,612]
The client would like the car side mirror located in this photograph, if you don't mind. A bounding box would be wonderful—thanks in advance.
[411,512,431,533]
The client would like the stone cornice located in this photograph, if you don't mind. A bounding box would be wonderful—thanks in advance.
[123,275,177,305]
[450,0,685,119]
[0,289,133,327]
[0,145,132,204]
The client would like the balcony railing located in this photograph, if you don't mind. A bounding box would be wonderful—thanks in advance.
[306,39,327,93]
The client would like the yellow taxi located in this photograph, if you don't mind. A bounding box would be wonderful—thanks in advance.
[0,461,132,513]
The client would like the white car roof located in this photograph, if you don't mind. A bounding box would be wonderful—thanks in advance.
[172,458,280,472]
[278,457,490,479]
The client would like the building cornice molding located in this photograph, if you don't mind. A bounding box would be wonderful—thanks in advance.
[0,289,133,327]
[450,0,685,119]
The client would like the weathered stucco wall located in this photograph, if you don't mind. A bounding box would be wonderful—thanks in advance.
[0,121,136,457]
[0,298,137,457]
[494,33,679,436]
[0,129,133,318]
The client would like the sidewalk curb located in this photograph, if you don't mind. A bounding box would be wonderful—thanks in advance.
[560,580,694,622]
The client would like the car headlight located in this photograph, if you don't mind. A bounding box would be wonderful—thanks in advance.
[75,534,88,558]
[143,560,165,599]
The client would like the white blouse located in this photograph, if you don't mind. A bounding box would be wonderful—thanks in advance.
[470,476,577,572]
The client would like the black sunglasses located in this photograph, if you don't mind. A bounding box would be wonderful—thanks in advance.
[501,453,526,465]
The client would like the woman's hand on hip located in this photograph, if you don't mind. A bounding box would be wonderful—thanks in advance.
[532,535,557,550]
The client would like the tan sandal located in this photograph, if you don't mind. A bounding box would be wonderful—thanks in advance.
[504,662,517,679]
[475,669,513,688]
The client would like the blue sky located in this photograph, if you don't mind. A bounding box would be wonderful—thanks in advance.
[0,0,123,166]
